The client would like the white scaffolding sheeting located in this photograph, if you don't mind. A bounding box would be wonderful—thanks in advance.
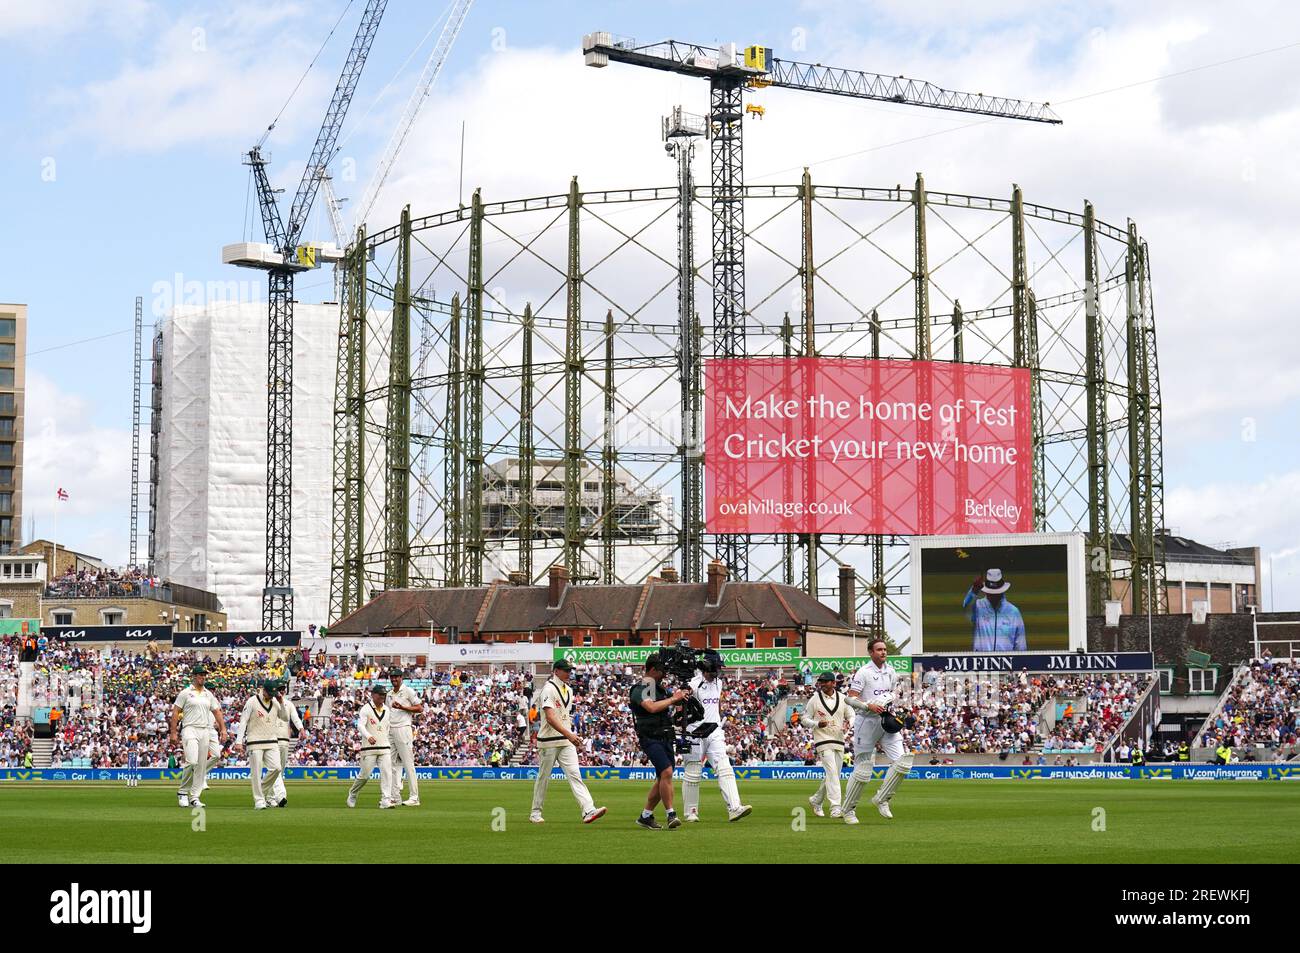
[155,302,339,630]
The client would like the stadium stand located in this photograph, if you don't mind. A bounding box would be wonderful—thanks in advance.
[1,636,1178,767]
[1198,654,1300,753]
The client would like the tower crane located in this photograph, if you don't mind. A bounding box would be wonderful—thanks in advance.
[223,0,389,629]
[583,34,1061,576]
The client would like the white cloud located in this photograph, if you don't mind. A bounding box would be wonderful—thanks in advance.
[1166,471,1300,611]
[47,2,331,154]
[22,371,132,565]
[0,0,150,41]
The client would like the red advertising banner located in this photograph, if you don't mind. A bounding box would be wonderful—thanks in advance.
[704,358,1032,535]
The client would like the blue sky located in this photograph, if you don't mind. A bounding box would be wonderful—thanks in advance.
[2,0,1298,609]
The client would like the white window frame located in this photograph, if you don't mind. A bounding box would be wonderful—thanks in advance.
[744,632,756,648]
[719,632,737,648]
[99,607,126,625]
[1189,668,1218,694]
[1157,668,1174,694]
[50,608,74,626]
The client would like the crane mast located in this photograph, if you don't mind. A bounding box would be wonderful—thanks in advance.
[235,0,389,630]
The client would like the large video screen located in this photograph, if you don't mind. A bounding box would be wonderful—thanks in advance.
[704,357,1032,536]
[910,533,1085,653]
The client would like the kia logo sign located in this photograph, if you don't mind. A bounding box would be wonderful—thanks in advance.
[192,636,217,644]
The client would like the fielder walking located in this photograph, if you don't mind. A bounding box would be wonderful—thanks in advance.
[347,683,396,809]
[529,659,607,824]
[806,672,852,818]
[168,665,226,808]
[842,638,913,823]
[682,656,752,822]
[234,678,288,810]
[386,667,423,807]
[269,680,303,808]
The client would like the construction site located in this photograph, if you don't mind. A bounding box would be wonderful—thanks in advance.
[134,8,1167,640]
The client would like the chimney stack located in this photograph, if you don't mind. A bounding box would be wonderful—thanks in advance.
[659,564,679,583]
[507,570,528,586]
[838,564,856,626]
[547,564,569,608]
[707,560,727,606]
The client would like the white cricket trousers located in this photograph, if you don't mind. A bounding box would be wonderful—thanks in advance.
[683,729,741,815]
[270,741,290,802]
[177,726,210,798]
[853,715,905,763]
[247,743,283,806]
[388,725,418,801]
[809,744,845,810]
[349,750,395,804]
[530,742,595,817]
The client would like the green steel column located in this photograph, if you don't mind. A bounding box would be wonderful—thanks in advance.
[869,309,885,638]
[1011,185,1029,367]
[385,207,412,590]
[1139,243,1169,611]
[330,230,364,620]
[780,311,795,587]
[1027,290,1045,528]
[802,168,818,597]
[353,230,367,608]
[444,293,462,586]
[1012,186,1044,528]
[519,304,535,582]
[1084,201,1111,615]
[602,310,617,583]
[913,173,931,359]
[564,177,584,576]
[1126,221,1146,616]
[951,300,964,363]
[913,173,933,537]
[466,190,485,585]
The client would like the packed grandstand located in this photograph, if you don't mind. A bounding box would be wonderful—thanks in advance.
[3,636,1295,769]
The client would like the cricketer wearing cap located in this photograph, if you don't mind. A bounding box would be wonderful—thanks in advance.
[347,684,397,809]
[234,679,288,810]
[529,659,607,824]
[683,657,752,823]
[386,668,423,807]
[168,666,227,808]
[841,638,913,823]
[806,672,853,818]
[268,681,304,808]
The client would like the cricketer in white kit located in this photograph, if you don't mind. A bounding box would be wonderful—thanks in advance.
[805,671,853,818]
[529,659,607,824]
[234,679,288,809]
[683,656,753,822]
[269,680,304,807]
[347,684,397,809]
[168,665,226,807]
[385,667,423,806]
[842,638,913,823]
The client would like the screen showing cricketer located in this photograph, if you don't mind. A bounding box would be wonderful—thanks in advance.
[704,358,1032,535]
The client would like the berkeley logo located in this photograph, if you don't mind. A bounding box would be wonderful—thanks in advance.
[50,884,151,933]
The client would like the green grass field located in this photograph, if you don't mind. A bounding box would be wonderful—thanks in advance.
[2,780,1297,863]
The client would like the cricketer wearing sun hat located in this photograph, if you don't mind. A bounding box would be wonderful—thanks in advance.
[961,568,1027,651]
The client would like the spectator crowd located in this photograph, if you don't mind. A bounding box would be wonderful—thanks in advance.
[8,636,1295,770]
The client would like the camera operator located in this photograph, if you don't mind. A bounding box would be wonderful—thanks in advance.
[630,653,689,830]
[683,656,753,822]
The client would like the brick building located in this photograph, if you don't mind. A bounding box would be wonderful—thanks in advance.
[330,560,865,651]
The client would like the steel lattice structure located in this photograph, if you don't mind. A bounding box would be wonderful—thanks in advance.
[329,176,1167,638]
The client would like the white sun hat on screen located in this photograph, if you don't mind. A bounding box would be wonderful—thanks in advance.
[981,568,1011,595]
